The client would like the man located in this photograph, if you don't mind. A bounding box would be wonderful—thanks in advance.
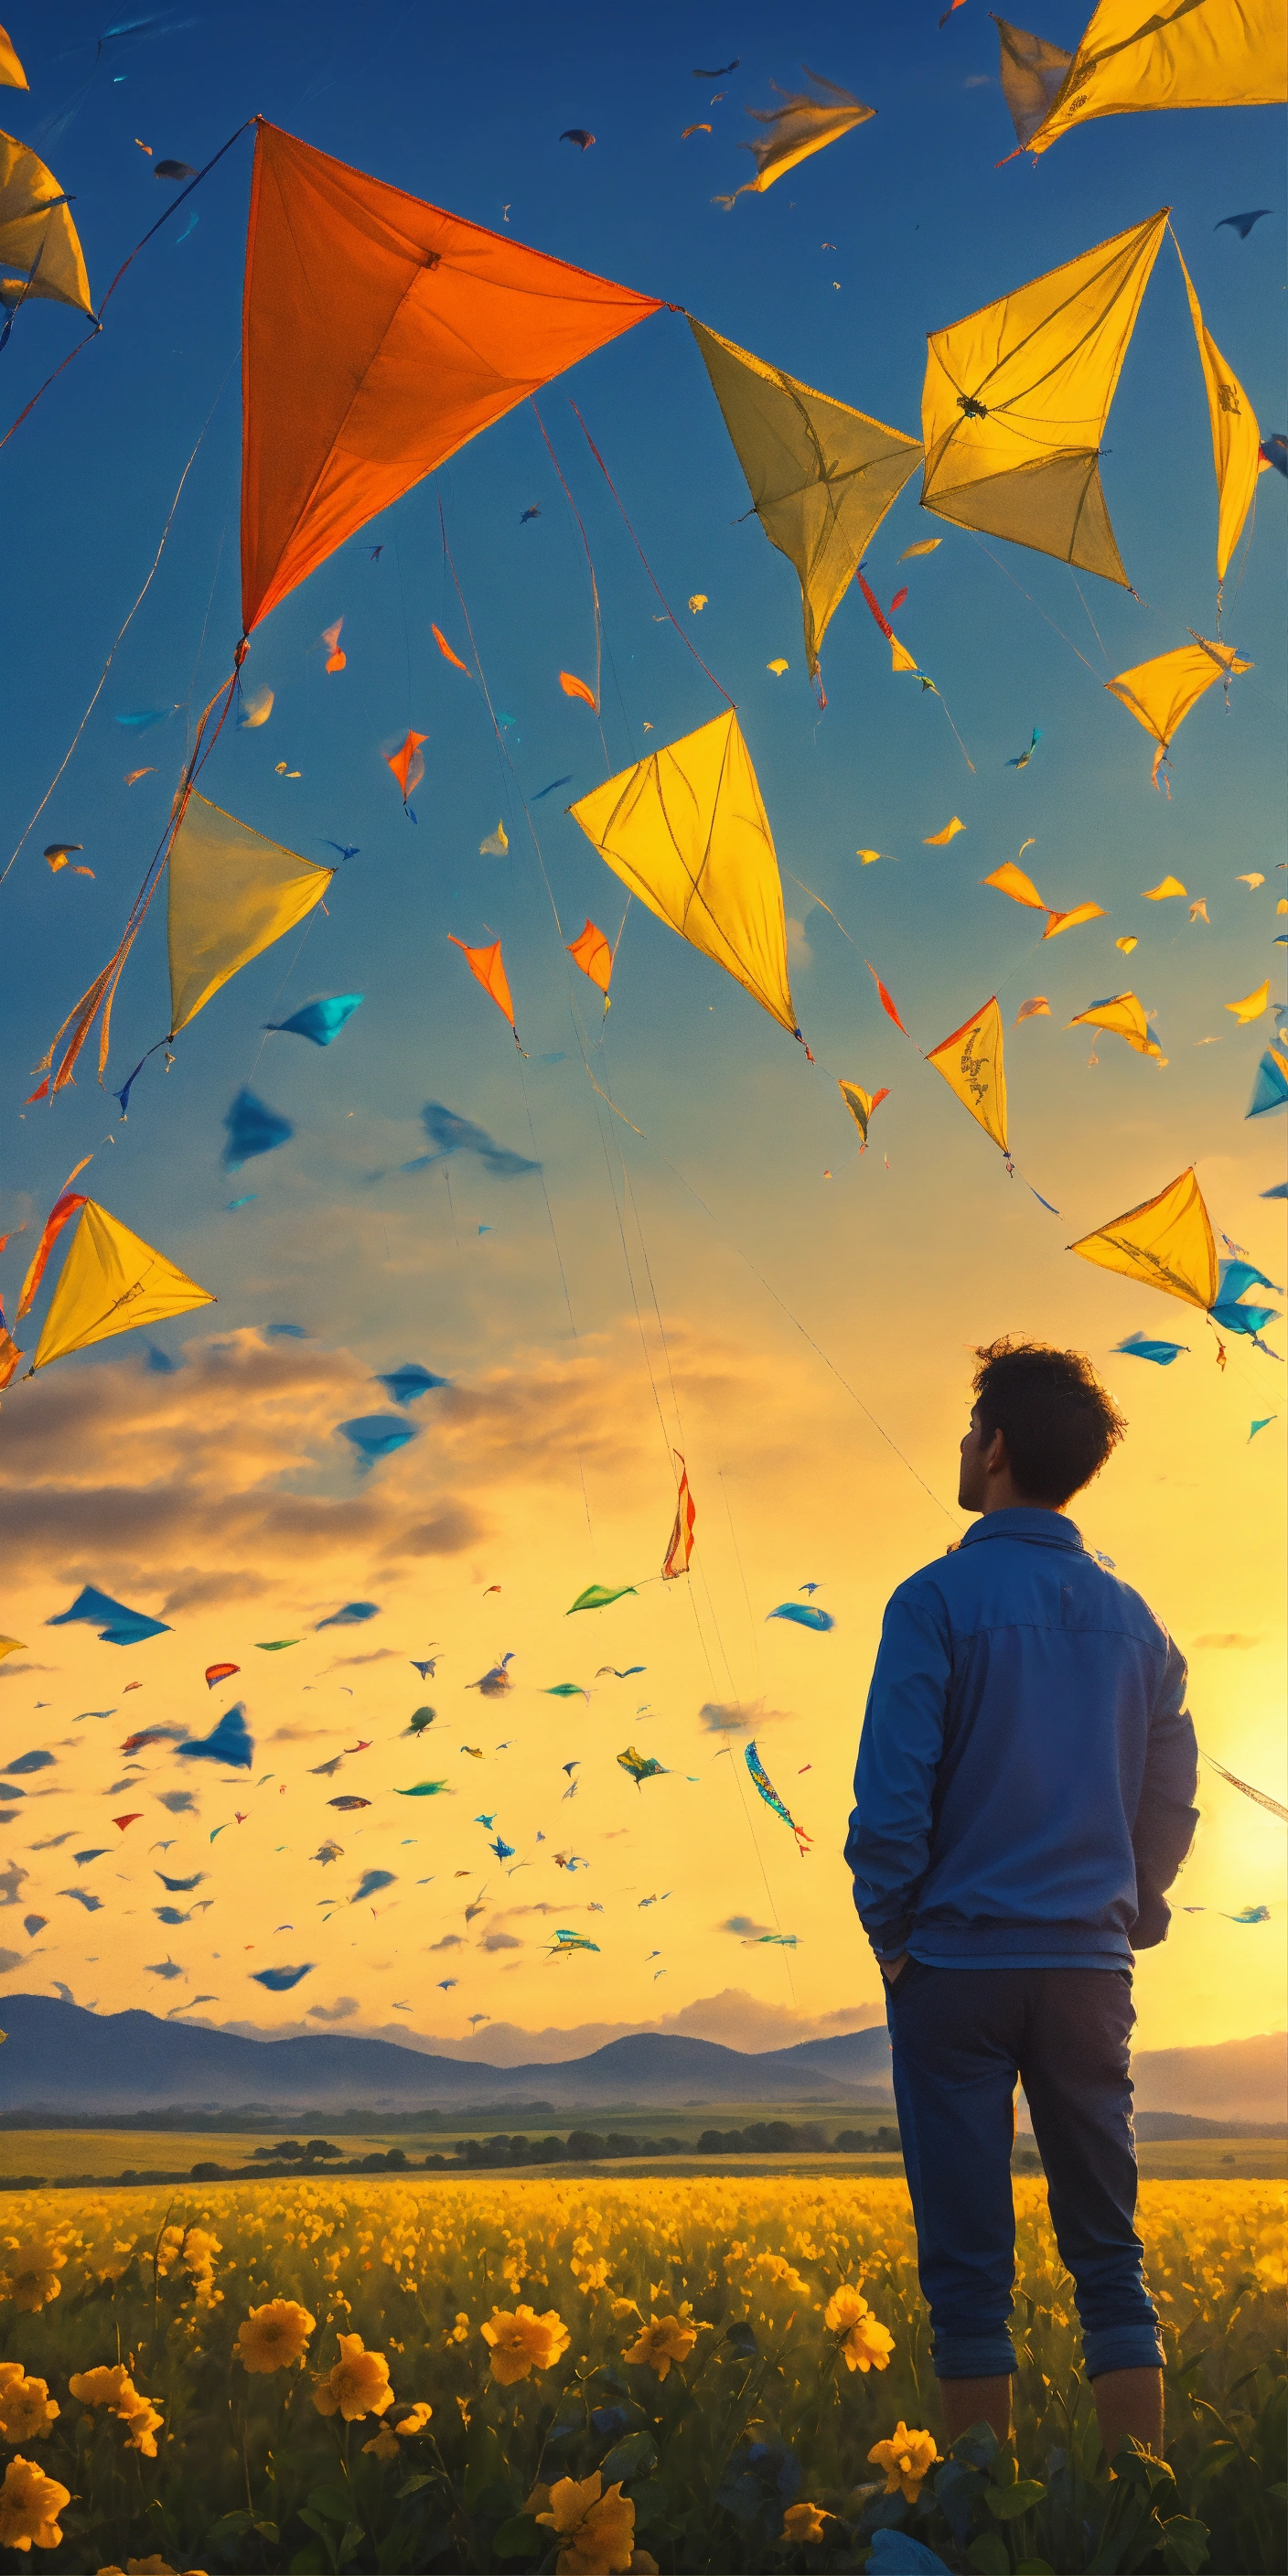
[845,1337,1198,2466]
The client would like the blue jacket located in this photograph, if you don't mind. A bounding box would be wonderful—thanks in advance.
[844,1508,1198,1967]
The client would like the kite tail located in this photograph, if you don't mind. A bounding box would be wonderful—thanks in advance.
[35,662,240,1095]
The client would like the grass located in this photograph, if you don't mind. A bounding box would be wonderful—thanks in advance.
[0,2125,1280,2183]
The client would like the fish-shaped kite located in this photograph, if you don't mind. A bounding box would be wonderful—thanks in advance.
[745,1739,812,1854]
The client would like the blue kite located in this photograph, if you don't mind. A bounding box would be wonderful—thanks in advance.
[317,1602,381,1628]
[47,1585,170,1647]
[222,1088,294,1171]
[377,1363,449,1404]
[265,995,364,1046]
[767,1601,835,1633]
[251,1963,315,1991]
[338,1414,420,1464]
[1247,1046,1288,1120]
[177,1704,254,1772]
[1114,1333,1187,1366]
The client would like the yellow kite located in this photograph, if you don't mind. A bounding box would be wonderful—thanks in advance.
[567,711,799,1037]
[0,24,27,86]
[167,793,334,1037]
[0,132,92,324]
[927,996,1008,1154]
[714,66,874,206]
[1104,632,1250,787]
[982,861,1106,937]
[1069,1166,1217,1312]
[921,209,1167,585]
[29,1202,214,1373]
[689,319,921,679]
[1000,0,1285,160]
[1172,234,1261,587]
[1068,991,1166,1061]
[838,1079,890,1151]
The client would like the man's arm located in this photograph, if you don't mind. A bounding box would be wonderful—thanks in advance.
[844,1585,953,1963]
[1132,1633,1199,1948]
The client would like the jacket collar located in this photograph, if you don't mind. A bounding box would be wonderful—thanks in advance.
[958,1508,1085,1553]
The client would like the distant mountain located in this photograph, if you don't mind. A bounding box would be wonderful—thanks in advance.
[1131,2033,1285,2124]
[0,1999,1275,2126]
[0,1998,894,2118]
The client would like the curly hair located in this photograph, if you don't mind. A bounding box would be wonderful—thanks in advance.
[971,1336,1126,1507]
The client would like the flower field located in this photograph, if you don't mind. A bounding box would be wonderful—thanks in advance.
[0,2176,1281,2573]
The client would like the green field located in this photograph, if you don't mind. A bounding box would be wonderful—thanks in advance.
[1,2122,1280,2184]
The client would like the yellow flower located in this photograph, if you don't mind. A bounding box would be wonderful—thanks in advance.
[449,2313,470,2343]
[536,2472,635,2575]
[0,2368,58,2445]
[0,2454,70,2550]
[69,2366,163,2454]
[824,2283,870,2334]
[0,2244,66,2315]
[781,2501,830,2545]
[361,2423,400,2462]
[841,2313,896,2374]
[95,2560,210,2575]
[236,2300,316,2374]
[620,2316,697,2381]
[312,2333,394,2421]
[70,2365,137,2412]
[481,2304,571,2387]
[395,2402,432,2435]
[121,2398,164,2459]
[868,2423,940,2501]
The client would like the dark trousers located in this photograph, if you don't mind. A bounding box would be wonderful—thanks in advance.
[886,1961,1164,2381]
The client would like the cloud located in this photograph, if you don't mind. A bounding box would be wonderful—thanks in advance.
[1192,1634,1261,1649]
[720,1915,772,1937]
[698,1698,796,1735]
[0,1948,27,1973]
[965,72,993,85]
[785,917,813,971]
[163,1569,271,1615]
[0,1864,27,1908]
[428,1933,465,1951]
[306,1996,360,2023]
[329,1649,400,1668]
[0,1664,48,1683]
[481,1930,523,1951]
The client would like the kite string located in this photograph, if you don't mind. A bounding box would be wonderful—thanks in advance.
[568,399,735,707]
[0,118,255,457]
[529,398,608,770]
[436,492,565,948]
[1,351,237,890]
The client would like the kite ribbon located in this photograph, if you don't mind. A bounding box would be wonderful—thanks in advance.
[1200,1750,1288,1825]
[34,660,242,1093]
[14,1161,92,1319]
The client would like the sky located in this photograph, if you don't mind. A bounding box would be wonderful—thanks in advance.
[0,0,1283,2072]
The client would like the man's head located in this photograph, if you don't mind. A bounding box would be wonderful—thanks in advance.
[959,1337,1126,1515]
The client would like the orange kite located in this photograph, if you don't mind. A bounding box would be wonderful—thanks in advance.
[567,919,613,1003]
[240,121,663,634]
[448,936,523,1049]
